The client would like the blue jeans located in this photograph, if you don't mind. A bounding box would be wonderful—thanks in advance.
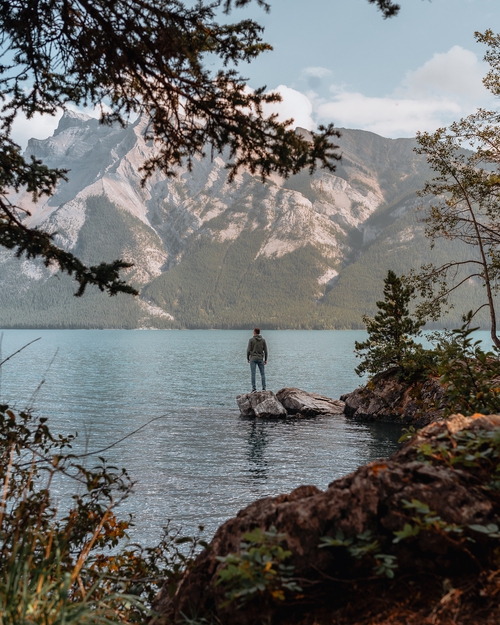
[250,359,266,391]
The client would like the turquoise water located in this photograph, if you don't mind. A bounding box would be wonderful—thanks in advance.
[0,329,405,543]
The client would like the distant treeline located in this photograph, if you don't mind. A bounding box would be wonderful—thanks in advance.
[0,195,496,330]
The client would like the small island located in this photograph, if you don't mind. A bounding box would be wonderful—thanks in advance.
[236,387,345,419]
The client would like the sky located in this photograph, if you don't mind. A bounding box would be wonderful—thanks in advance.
[12,0,500,147]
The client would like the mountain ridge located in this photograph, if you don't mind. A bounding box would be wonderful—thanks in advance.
[0,112,485,329]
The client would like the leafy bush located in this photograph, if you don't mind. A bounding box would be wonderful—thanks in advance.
[216,527,301,606]
[320,530,398,579]
[432,314,500,416]
[0,404,206,623]
[392,499,463,543]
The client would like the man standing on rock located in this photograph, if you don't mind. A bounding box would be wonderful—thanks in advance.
[247,328,268,392]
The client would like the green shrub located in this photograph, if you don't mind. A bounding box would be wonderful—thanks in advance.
[215,527,301,606]
[432,314,500,416]
[0,405,206,623]
[320,530,398,579]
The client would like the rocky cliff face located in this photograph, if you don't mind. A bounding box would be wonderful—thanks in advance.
[0,112,441,328]
[341,369,447,427]
[152,414,500,625]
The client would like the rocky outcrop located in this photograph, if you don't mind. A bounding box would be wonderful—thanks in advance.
[276,387,344,417]
[2,111,440,331]
[153,414,500,625]
[341,368,446,426]
[236,388,345,419]
[236,391,288,418]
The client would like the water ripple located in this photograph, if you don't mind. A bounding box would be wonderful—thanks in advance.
[0,329,404,543]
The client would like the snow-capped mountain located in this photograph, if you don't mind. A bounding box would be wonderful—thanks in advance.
[0,110,437,329]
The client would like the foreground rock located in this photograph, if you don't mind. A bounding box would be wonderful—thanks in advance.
[276,387,345,417]
[341,368,446,426]
[153,413,500,625]
[236,388,345,419]
[236,391,288,418]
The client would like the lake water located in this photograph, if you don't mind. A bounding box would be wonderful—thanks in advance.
[0,329,404,544]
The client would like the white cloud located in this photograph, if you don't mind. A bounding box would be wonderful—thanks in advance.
[401,45,488,100]
[10,104,114,150]
[263,85,315,131]
[302,67,333,79]
[9,47,494,148]
[316,92,462,137]
[254,47,493,139]
[309,46,495,138]
[11,111,62,149]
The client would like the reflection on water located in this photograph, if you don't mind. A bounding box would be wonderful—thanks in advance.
[364,422,405,460]
[0,329,413,543]
[246,420,270,481]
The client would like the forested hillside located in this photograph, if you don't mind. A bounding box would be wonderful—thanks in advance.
[0,112,490,329]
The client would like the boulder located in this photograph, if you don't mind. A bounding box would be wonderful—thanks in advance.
[276,387,344,417]
[236,391,288,418]
[341,368,446,426]
[153,414,500,625]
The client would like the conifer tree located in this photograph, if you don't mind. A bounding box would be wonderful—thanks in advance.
[354,270,424,377]
[0,0,400,297]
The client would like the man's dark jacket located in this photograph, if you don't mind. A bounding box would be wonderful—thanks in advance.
[247,335,268,361]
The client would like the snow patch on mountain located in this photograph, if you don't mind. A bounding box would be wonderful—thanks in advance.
[218,218,247,242]
[311,175,381,228]
[21,260,45,281]
[30,196,87,251]
[318,268,339,285]
[138,300,174,319]
[3,111,431,328]
[398,227,416,243]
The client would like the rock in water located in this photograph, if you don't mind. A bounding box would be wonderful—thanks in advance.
[341,368,446,426]
[236,391,287,418]
[153,414,500,625]
[276,387,344,417]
